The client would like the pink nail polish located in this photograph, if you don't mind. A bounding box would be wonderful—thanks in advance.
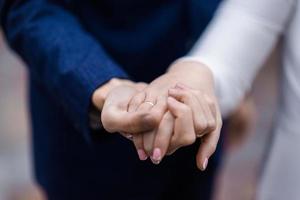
[202,158,208,171]
[151,148,162,164]
[137,149,148,161]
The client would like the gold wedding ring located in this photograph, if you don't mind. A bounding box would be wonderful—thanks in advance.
[144,101,155,107]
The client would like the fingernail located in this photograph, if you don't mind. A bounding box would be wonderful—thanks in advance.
[126,134,133,140]
[137,149,148,161]
[151,148,162,165]
[202,158,208,171]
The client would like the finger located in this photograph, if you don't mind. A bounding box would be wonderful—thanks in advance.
[142,130,156,157]
[119,127,147,162]
[196,94,217,134]
[167,97,196,154]
[102,86,162,134]
[144,91,157,106]
[196,110,222,171]
[148,95,168,127]
[169,88,208,137]
[128,91,146,112]
[133,134,148,161]
[137,101,155,113]
[205,94,218,128]
[138,100,157,156]
[140,96,168,157]
[102,105,157,134]
[152,111,174,164]
[135,90,157,111]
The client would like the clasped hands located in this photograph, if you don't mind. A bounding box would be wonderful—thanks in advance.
[92,61,222,170]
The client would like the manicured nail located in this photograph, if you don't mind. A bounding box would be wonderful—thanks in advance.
[151,148,162,165]
[202,158,208,171]
[137,149,148,161]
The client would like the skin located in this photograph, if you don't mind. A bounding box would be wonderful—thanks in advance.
[92,61,222,170]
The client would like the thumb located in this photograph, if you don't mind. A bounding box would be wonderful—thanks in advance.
[101,86,157,134]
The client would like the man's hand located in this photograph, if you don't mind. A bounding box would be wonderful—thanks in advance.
[92,78,153,138]
[92,78,146,111]
[101,85,163,134]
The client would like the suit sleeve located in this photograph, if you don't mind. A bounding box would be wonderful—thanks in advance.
[0,0,129,142]
[181,0,296,117]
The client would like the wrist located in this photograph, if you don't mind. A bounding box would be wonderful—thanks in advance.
[167,59,215,93]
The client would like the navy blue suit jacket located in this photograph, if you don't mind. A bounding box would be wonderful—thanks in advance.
[0,1,222,199]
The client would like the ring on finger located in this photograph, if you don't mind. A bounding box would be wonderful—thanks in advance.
[144,101,155,107]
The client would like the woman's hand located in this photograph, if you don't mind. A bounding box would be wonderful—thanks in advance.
[129,61,221,165]
[145,84,222,170]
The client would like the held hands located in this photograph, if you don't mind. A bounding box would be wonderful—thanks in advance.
[94,61,222,171]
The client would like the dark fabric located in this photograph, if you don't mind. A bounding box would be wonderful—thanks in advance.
[0,0,223,199]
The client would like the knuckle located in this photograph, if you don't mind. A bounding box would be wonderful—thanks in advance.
[205,95,216,108]
[207,119,217,131]
[94,92,106,105]
[101,113,115,133]
[197,120,207,132]
[109,78,120,85]
[195,120,206,133]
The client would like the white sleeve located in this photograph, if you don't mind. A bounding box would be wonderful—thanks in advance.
[181,0,296,117]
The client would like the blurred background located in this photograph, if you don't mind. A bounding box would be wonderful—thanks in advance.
[0,29,279,200]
